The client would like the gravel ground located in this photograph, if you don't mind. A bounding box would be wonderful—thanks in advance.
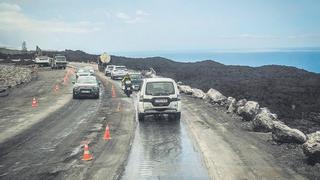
[184,96,320,179]
[0,65,136,180]
[182,96,320,179]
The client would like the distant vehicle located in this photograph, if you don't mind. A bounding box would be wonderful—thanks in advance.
[76,69,91,79]
[72,76,100,99]
[129,72,143,91]
[111,66,128,80]
[83,66,95,75]
[137,78,181,121]
[51,55,67,69]
[34,56,50,66]
[104,65,115,76]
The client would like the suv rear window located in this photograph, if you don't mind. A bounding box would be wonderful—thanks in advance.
[146,82,175,96]
[77,77,97,84]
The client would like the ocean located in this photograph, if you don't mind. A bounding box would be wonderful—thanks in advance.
[112,51,320,73]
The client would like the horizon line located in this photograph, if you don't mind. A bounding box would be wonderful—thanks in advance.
[2,46,320,55]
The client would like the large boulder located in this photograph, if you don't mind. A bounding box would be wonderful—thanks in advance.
[236,99,247,108]
[272,121,307,144]
[226,97,235,107]
[178,85,193,95]
[227,97,237,113]
[206,88,227,105]
[237,101,260,121]
[302,131,320,163]
[145,68,156,78]
[192,88,207,99]
[252,108,278,132]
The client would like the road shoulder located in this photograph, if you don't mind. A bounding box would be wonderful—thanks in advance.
[182,96,306,180]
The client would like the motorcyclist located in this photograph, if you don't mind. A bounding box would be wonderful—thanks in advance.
[122,73,131,88]
[122,73,133,97]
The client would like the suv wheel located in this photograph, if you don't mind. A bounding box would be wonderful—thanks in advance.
[138,113,145,121]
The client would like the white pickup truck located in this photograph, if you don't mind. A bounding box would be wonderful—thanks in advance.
[34,56,51,67]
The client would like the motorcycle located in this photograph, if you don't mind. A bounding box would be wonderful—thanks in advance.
[124,80,133,97]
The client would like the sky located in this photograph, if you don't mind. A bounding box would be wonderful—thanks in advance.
[0,0,320,54]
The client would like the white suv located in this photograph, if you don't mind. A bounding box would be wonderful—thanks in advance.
[104,65,115,76]
[111,66,128,80]
[137,78,181,121]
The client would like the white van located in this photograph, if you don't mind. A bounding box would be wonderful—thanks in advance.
[137,77,181,121]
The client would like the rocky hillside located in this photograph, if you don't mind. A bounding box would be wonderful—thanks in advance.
[0,49,98,63]
[110,56,320,122]
[2,48,319,124]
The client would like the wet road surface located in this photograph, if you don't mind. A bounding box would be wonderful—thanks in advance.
[121,115,209,179]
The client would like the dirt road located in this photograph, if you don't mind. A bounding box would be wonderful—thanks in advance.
[0,66,135,180]
[0,63,310,180]
[0,68,73,144]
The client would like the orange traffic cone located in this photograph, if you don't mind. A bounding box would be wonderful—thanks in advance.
[54,84,59,93]
[111,85,116,98]
[70,69,75,75]
[63,77,68,86]
[103,125,111,140]
[31,97,38,107]
[82,144,93,161]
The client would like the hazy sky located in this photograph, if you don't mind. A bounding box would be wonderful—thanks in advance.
[0,0,320,53]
